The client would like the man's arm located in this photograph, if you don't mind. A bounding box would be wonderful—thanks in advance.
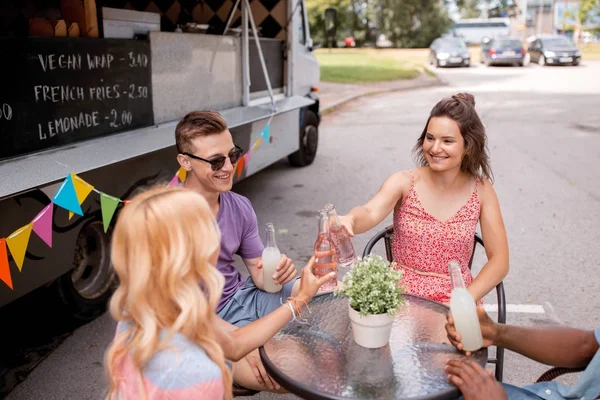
[494,324,598,368]
[447,308,599,369]
[243,256,264,290]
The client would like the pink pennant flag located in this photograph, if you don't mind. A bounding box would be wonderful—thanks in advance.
[168,173,179,186]
[243,152,250,165]
[32,203,53,248]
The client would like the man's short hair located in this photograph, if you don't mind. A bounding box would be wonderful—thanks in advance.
[175,111,228,154]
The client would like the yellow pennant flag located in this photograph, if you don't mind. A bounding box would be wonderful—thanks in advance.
[69,174,95,220]
[177,167,187,182]
[253,137,262,151]
[7,223,33,271]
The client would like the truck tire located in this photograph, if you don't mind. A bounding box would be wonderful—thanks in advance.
[288,110,319,167]
[54,220,117,321]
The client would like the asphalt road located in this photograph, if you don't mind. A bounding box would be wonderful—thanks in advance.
[4,60,600,400]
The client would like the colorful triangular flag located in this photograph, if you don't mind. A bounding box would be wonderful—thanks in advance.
[253,137,262,150]
[53,175,83,216]
[100,192,121,233]
[32,203,53,248]
[69,174,94,220]
[168,173,179,186]
[6,223,33,272]
[177,167,187,183]
[262,123,271,143]
[0,239,12,290]
[236,155,245,179]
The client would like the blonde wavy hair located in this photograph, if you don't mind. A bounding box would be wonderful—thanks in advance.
[104,185,232,400]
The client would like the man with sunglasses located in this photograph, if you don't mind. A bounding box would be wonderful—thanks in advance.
[175,110,301,392]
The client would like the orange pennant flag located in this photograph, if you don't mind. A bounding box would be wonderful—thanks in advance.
[0,238,12,290]
[6,223,33,272]
[236,155,245,179]
[69,174,95,220]
[177,167,187,182]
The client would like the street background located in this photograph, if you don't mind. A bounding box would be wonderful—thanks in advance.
[3,59,599,399]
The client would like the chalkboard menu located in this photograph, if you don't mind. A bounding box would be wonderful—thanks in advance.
[0,37,154,160]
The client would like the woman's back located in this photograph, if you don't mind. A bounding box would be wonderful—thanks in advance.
[114,322,225,399]
[392,170,482,305]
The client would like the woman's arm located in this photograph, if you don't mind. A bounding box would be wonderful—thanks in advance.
[343,171,410,236]
[213,260,334,361]
[468,179,509,302]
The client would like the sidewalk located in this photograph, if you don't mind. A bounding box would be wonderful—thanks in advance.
[319,70,444,114]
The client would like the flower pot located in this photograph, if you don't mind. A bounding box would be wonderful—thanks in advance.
[348,304,394,348]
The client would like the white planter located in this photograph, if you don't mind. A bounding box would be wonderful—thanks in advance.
[348,304,395,348]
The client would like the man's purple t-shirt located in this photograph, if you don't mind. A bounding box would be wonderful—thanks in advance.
[215,191,264,312]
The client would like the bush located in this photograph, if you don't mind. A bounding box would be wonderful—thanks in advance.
[335,254,405,316]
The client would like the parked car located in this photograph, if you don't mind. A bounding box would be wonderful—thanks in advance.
[527,35,581,66]
[429,37,470,67]
[480,37,526,66]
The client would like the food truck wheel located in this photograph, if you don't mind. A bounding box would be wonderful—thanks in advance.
[288,110,319,167]
[55,220,117,321]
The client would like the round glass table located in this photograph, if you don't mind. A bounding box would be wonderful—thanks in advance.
[259,293,487,400]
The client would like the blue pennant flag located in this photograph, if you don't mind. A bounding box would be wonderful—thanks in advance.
[52,174,83,216]
[262,123,271,143]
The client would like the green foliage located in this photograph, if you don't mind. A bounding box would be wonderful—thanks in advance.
[335,254,406,316]
[307,0,454,48]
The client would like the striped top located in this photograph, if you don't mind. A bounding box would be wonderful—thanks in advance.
[112,322,226,399]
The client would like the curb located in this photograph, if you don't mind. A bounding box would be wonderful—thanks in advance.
[321,71,447,115]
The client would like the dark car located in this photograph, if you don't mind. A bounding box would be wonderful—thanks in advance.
[429,37,470,68]
[527,35,581,66]
[480,37,525,66]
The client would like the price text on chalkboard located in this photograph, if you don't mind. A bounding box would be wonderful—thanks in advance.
[0,37,154,160]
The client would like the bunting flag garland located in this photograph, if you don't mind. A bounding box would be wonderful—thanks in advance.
[0,239,12,290]
[236,154,246,179]
[262,123,271,142]
[32,203,54,248]
[52,174,83,216]
[69,174,95,220]
[168,174,179,186]
[7,223,33,272]
[177,167,187,183]
[0,118,275,290]
[235,120,272,179]
[100,193,121,233]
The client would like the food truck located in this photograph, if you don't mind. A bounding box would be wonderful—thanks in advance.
[0,0,321,319]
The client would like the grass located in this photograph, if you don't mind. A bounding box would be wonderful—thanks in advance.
[315,49,420,83]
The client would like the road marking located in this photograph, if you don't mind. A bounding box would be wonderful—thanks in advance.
[483,304,545,314]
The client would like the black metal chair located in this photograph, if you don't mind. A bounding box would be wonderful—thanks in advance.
[362,225,506,382]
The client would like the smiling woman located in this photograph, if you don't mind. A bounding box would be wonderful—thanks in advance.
[339,92,509,307]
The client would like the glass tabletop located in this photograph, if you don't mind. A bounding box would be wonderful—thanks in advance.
[259,293,488,400]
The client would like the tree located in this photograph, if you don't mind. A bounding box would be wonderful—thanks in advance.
[379,0,453,47]
[457,0,482,18]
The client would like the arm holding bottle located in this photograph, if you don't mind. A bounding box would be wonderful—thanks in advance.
[340,171,410,236]
[446,307,599,368]
[213,257,334,362]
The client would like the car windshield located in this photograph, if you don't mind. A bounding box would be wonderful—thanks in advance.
[496,39,522,48]
[440,38,466,49]
[542,37,574,46]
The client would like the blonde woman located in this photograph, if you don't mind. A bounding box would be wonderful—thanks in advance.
[104,186,334,400]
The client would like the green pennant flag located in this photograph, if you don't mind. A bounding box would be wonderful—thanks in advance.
[100,192,120,233]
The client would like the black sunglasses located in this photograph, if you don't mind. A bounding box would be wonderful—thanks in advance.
[182,145,244,171]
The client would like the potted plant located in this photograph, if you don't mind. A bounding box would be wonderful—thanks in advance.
[335,254,405,348]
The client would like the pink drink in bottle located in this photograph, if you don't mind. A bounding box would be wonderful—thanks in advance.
[313,210,337,291]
